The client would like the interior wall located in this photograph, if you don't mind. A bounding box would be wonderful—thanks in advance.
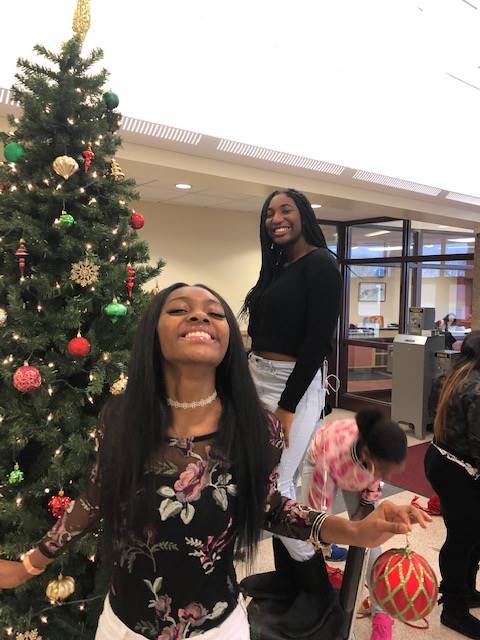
[137,200,260,325]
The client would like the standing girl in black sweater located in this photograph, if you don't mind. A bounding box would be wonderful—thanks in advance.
[242,188,342,570]
[425,330,480,639]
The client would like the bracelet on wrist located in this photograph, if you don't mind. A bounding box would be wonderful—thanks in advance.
[309,513,330,551]
[21,550,45,576]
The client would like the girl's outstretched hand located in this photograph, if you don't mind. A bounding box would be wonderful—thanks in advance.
[353,500,431,548]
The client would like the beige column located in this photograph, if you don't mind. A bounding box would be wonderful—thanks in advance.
[473,232,480,330]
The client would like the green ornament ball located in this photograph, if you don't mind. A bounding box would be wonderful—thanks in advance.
[103,91,119,110]
[59,212,75,227]
[8,463,24,485]
[4,142,25,163]
[104,299,127,323]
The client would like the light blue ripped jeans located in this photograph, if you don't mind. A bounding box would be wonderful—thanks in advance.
[248,353,325,561]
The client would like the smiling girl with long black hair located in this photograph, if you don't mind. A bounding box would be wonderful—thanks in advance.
[0,284,428,639]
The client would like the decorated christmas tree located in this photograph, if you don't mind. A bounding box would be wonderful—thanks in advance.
[0,3,164,637]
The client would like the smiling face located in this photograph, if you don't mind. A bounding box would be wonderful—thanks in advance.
[157,286,230,369]
[264,193,304,247]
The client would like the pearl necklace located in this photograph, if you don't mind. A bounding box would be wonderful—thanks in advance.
[166,390,217,410]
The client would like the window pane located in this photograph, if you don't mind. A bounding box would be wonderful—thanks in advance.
[347,344,392,402]
[350,220,403,259]
[348,263,401,338]
[408,260,473,349]
[409,222,474,256]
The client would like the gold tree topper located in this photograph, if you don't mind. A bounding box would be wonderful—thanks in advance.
[72,0,91,43]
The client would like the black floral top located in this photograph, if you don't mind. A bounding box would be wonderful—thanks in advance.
[37,415,324,638]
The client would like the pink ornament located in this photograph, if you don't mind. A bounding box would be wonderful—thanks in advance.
[13,364,42,393]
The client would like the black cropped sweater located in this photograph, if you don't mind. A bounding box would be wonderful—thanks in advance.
[248,248,342,412]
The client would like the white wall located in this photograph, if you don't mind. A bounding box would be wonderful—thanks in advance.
[137,201,260,326]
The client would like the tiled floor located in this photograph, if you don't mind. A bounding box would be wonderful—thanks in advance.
[238,490,479,640]
[236,409,478,639]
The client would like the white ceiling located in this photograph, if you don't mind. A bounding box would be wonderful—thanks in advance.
[1,1,480,197]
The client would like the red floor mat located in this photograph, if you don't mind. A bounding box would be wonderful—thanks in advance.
[388,442,435,499]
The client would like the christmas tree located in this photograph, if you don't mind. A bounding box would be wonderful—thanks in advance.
[0,4,164,638]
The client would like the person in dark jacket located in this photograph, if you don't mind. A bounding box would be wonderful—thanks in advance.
[425,330,480,639]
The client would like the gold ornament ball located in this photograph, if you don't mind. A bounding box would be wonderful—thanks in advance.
[46,573,75,602]
[110,372,128,395]
[0,307,7,326]
[52,155,79,180]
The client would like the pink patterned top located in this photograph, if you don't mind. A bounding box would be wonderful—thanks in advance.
[308,418,382,512]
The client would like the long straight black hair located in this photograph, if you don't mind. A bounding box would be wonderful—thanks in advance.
[241,188,329,318]
[98,282,271,563]
[435,330,480,442]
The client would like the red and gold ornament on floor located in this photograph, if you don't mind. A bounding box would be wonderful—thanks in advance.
[126,264,135,298]
[48,489,72,518]
[15,239,28,278]
[82,144,95,172]
[371,541,438,627]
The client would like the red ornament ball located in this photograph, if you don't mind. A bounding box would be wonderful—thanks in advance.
[130,211,144,229]
[48,490,72,519]
[67,336,91,358]
[13,364,42,393]
[371,547,438,624]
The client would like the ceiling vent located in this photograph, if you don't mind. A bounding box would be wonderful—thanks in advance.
[216,139,345,175]
[120,117,202,145]
[353,170,442,196]
[445,191,480,206]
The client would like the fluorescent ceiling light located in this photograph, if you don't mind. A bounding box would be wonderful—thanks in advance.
[351,246,359,250]
[424,244,435,248]
[311,204,322,209]
[365,230,391,237]
[447,237,475,242]
[175,183,192,190]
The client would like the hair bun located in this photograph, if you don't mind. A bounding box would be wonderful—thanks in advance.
[356,409,384,436]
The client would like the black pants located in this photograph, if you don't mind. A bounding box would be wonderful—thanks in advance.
[424,445,480,598]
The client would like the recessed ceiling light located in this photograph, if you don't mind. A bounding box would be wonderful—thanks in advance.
[175,183,192,190]
[365,230,391,237]
[311,203,322,209]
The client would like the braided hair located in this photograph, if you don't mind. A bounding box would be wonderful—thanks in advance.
[241,188,329,318]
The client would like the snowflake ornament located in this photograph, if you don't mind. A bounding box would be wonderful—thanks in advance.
[16,630,42,640]
[70,259,99,287]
